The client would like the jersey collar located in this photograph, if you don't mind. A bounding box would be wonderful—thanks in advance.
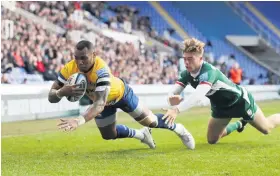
[190,61,204,78]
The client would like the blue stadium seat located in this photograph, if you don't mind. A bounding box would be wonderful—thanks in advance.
[159,1,206,42]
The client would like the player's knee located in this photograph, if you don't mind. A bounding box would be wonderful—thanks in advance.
[261,128,271,135]
[101,134,117,140]
[260,123,274,135]
[136,113,158,128]
[139,120,158,128]
[148,121,158,128]
[207,138,219,144]
[208,140,218,144]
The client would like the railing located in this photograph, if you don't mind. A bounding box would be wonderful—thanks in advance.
[227,2,280,55]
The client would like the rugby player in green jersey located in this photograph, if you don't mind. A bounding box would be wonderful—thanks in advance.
[163,38,280,144]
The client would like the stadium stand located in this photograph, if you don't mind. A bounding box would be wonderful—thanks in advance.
[1,4,179,85]
[159,2,269,82]
[1,2,279,85]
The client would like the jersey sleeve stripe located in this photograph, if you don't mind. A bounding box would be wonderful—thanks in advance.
[95,85,110,92]
[58,72,67,81]
[58,76,67,84]
[199,81,212,86]
[175,81,186,87]
[96,81,111,87]
[97,77,110,83]
[98,73,110,78]
[56,79,64,87]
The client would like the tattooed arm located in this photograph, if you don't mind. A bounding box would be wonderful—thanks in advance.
[57,87,110,131]
[81,87,110,123]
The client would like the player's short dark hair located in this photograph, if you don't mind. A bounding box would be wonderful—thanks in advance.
[76,40,94,51]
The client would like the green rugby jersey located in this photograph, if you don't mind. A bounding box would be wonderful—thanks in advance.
[176,62,243,108]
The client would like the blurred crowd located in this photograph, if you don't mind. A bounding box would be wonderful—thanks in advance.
[1,8,73,84]
[16,1,179,48]
[81,1,180,48]
[1,2,279,85]
[1,5,178,85]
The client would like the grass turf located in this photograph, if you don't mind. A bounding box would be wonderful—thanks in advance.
[2,100,280,176]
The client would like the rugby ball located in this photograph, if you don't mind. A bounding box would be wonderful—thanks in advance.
[66,73,87,102]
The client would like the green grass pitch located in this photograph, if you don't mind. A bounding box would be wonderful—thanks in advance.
[2,100,280,176]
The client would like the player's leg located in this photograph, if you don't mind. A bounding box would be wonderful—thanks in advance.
[248,107,280,134]
[129,103,195,149]
[95,106,155,149]
[207,117,233,144]
[119,84,195,149]
[209,107,246,144]
[266,113,280,128]
[241,88,280,134]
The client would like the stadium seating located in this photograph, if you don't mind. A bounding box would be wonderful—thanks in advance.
[1,4,179,85]
[107,1,268,80]
[159,2,206,42]
[159,2,268,80]
[2,2,279,85]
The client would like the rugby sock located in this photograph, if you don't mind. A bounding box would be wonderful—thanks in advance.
[154,113,177,130]
[133,130,145,140]
[225,121,242,135]
[116,124,144,140]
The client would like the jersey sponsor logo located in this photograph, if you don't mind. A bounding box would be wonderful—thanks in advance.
[96,67,109,78]
[106,100,117,106]
[199,73,208,82]
[247,109,253,117]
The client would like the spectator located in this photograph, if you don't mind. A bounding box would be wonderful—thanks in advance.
[43,64,57,81]
[228,62,243,85]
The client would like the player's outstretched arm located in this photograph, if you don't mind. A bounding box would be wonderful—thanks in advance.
[167,84,185,106]
[79,67,111,123]
[163,84,211,126]
[57,88,110,131]
[80,87,110,123]
[48,81,84,103]
[176,84,211,113]
[48,81,64,103]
